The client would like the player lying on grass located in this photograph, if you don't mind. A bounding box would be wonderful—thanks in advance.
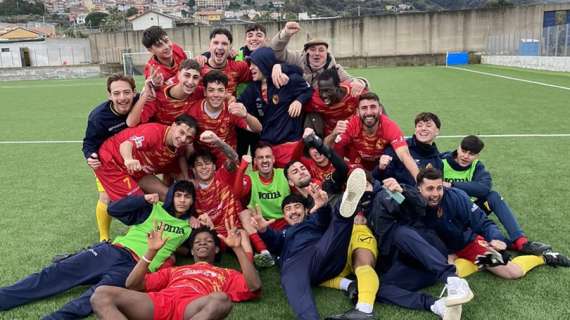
[90,223,262,320]
[0,181,195,319]
[418,167,570,279]
[250,168,370,320]
[95,114,197,201]
[365,177,473,320]
[142,26,187,87]
[82,74,140,241]
[441,135,552,255]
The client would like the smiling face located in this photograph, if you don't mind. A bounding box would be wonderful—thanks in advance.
[191,231,219,262]
[245,29,265,51]
[173,190,193,215]
[415,120,440,145]
[168,123,196,148]
[308,147,328,167]
[318,78,343,106]
[418,178,444,207]
[148,36,173,62]
[108,80,135,115]
[307,44,327,68]
[455,147,478,167]
[283,202,307,225]
[357,99,382,129]
[286,162,312,188]
[192,156,216,183]
[205,81,226,110]
[254,146,275,177]
[249,62,264,82]
[209,34,231,67]
[177,68,201,95]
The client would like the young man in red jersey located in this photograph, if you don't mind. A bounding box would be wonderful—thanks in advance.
[187,70,261,167]
[95,115,197,201]
[91,222,262,320]
[127,59,204,127]
[142,26,187,87]
[333,92,418,177]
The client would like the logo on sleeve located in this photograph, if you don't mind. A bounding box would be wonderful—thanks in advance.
[471,203,479,212]
[129,135,145,148]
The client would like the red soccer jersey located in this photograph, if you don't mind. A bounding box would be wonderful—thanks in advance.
[200,59,252,96]
[308,82,366,136]
[144,43,187,85]
[334,114,407,171]
[186,99,247,166]
[100,123,182,179]
[141,85,205,125]
[194,167,243,237]
[145,262,258,320]
[300,156,335,186]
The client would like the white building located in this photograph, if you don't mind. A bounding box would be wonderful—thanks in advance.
[129,10,176,31]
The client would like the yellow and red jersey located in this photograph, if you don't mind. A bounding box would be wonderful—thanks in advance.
[200,60,252,96]
[141,85,204,125]
[144,43,187,84]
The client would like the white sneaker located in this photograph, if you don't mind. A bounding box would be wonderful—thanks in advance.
[431,298,463,320]
[443,277,474,306]
[339,168,367,218]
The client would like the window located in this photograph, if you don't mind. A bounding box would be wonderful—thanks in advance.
[1,48,9,52]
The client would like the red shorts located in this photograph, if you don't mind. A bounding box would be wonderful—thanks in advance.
[148,291,201,320]
[272,141,302,168]
[94,159,143,201]
[270,218,288,231]
[455,235,489,262]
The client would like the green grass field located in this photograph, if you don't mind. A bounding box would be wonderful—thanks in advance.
[1,64,570,319]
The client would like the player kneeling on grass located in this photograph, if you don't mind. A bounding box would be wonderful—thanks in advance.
[91,222,261,320]
[250,168,372,320]
[441,135,552,255]
[0,181,194,319]
[418,167,570,279]
[95,114,197,202]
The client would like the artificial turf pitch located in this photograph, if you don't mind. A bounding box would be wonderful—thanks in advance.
[0,64,569,319]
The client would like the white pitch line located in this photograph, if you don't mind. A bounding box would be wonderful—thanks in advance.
[446,66,570,91]
[2,134,570,145]
[0,83,101,89]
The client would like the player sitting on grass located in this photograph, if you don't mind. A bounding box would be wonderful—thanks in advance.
[332,92,419,176]
[441,135,552,255]
[90,223,262,320]
[251,169,371,319]
[83,74,140,241]
[127,59,204,127]
[95,114,197,201]
[418,167,570,279]
[142,26,188,87]
[0,181,195,319]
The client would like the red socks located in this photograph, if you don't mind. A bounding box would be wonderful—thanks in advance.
[249,233,268,253]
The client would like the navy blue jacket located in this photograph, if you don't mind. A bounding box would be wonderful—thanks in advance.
[82,94,140,159]
[441,151,492,199]
[373,135,443,186]
[258,204,332,267]
[238,47,313,145]
[108,180,193,226]
[422,187,506,253]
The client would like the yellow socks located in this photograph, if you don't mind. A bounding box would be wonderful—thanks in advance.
[512,255,545,276]
[96,200,111,241]
[320,276,342,290]
[455,258,479,278]
[354,265,379,308]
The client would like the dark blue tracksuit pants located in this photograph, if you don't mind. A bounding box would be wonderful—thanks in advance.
[280,212,354,320]
[477,191,524,243]
[0,242,136,319]
[376,225,457,311]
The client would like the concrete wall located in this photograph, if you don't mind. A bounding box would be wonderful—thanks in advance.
[89,3,570,67]
[0,65,101,81]
[482,55,570,72]
[0,38,91,68]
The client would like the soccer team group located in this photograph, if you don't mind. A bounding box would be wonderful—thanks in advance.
[1,21,569,320]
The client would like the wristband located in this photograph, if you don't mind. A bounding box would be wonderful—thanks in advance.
[141,255,152,263]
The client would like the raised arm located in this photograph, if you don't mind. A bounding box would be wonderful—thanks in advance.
[270,21,304,66]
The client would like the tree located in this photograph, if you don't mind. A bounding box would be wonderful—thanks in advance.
[126,7,139,17]
[101,8,126,32]
[85,11,109,28]
[0,0,45,16]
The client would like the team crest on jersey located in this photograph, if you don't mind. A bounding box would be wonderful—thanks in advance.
[129,135,145,148]
[272,94,279,104]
